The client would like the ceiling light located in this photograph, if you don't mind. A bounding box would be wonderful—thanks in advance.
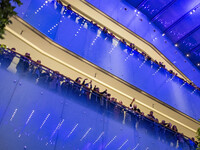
[197,63,200,66]
[162,33,165,36]
[175,44,178,47]
[186,54,190,57]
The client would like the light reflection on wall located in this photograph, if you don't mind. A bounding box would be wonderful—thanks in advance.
[11,0,200,120]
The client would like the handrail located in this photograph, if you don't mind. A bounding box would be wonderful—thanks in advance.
[0,46,198,146]
[61,0,200,90]
[5,15,200,134]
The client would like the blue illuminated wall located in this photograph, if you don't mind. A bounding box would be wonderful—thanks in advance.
[86,0,200,88]
[0,68,196,150]
[12,0,200,120]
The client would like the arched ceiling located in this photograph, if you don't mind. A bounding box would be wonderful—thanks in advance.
[126,0,200,69]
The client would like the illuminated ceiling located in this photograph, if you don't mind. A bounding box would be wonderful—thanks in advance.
[125,0,200,69]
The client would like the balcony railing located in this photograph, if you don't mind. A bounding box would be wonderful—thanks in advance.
[0,46,198,149]
[12,0,200,120]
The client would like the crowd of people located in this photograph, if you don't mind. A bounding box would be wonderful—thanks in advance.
[0,44,198,148]
[56,0,199,92]
[94,24,200,92]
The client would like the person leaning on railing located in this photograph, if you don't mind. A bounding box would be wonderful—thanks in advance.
[73,77,82,97]
[48,71,62,91]
[0,45,198,148]
[37,69,51,88]
[79,78,93,100]
[61,76,71,96]
[0,47,16,69]
[28,59,42,80]
[16,52,31,75]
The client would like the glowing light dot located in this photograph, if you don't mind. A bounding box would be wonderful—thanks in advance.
[175,44,178,47]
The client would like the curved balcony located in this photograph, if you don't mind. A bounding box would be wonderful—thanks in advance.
[0,47,198,149]
[11,0,200,121]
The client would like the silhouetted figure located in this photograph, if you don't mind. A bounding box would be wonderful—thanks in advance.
[1,48,16,69]
[172,125,178,132]
[16,52,31,75]
[147,111,155,120]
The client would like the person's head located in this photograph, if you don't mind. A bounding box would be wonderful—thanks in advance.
[133,104,137,109]
[111,97,115,101]
[191,137,195,142]
[107,94,111,99]
[54,71,59,74]
[167,123,172,128]
[77,80,81,84]
[37,60,41,64]
[67,4,72,10]
[172,125,177,131]
[161,120,165,124]
[11,48,16,51]
[25,53,31,59]
[150,111,153,115]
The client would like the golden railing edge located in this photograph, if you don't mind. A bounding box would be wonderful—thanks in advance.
[5,16,200,135]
